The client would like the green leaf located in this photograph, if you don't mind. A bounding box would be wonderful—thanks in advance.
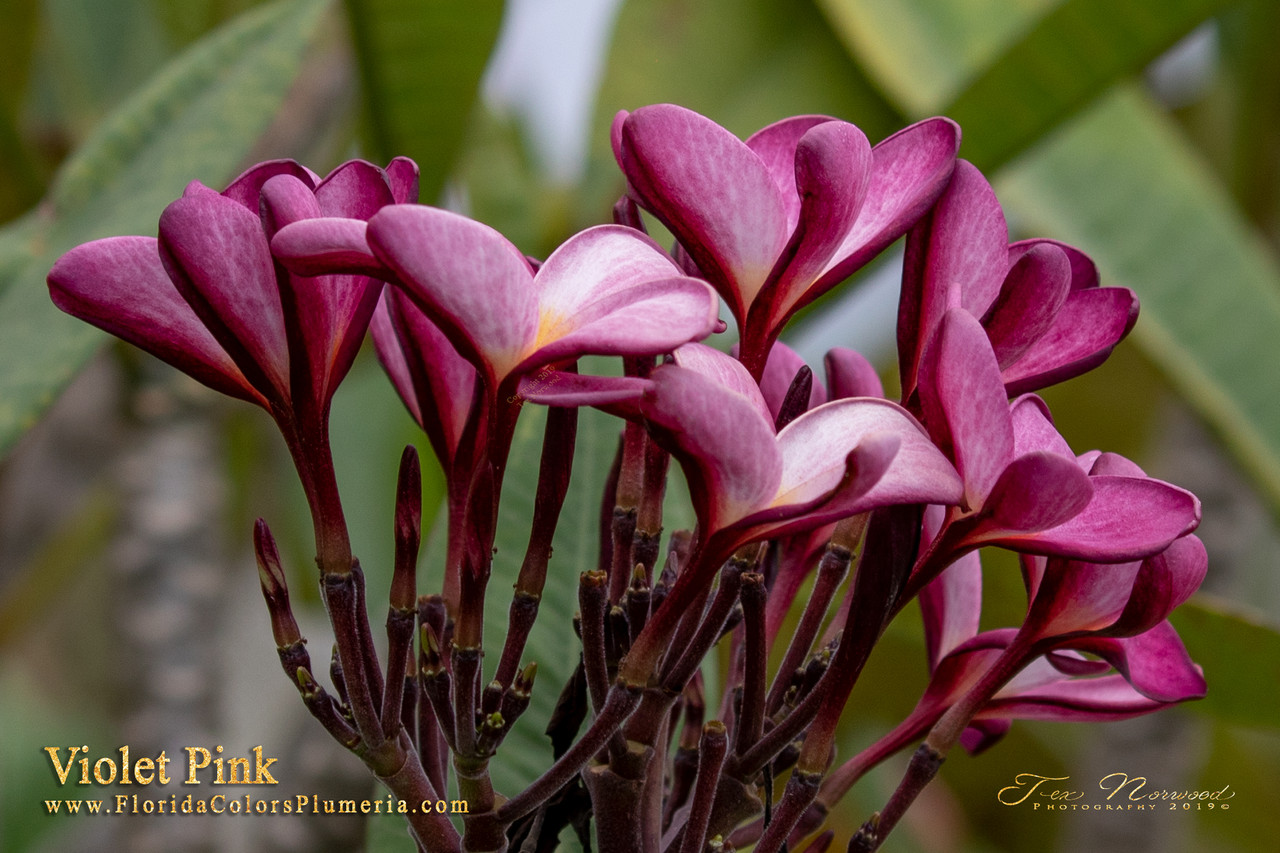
[944,0,1237,171]
[599,0,899,143]
[997,86,1280,517]
[817,0,1231,170]
[815,0,1051,116]
[343,0,505,203]
[0,0,42,216]
[1170,597,1280,730]
[36,0,175,135]
[0,0,332,458]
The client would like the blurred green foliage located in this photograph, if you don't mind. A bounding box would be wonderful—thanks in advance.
[2,1,1279,852]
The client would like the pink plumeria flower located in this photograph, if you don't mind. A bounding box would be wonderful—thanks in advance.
[752,341,886,639]
[274,206,722,400]
[49,158,417,420]
[928,533,1206,748]
[641,344,962,561]
[898,160,1137,403]
[828,530,1206,790]
[612,104,960,377]
[48,158,418,568]
[912,309,1198,580]
[614,343,962,685]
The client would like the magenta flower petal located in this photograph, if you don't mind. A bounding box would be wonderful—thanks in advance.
[641,364,783,530]
[918,309,1013,508]
[981,451,1093,533]
[825,347,884,399]
[1073,623,1207,703]
[1086,451,1146,478]
[528,276,719,368]
[617,104,789,319]
[313,159,398,219]
[384,156,421,204]
[744,114,837,231]
[260,172,325,231]
[769,401,904,509]
[759,342,826,420]
[48,236,265,406]
[517,371,650,410]
[922,629,1019,704]
[1008,394,1075,460]
[981,242,1072,370]
[367,204,539,383]
[371,289,476,464]
[158,185,290,402]
[525,225,718,368]
[764,121,872,320]
[1044,649,1113,677]
[271,217,389,278]
[264,175,386,408]
[745,432,901,536]
[736,399,962,540]
[978,673,1169,722]
[1025,556,1145,636]
[1108,534,1208,636]
[898,159,1005,397]
[814,117,961,295]
[919,548,983,668]
[1009,238,1098,290]
[221,159,316,211]
[371,294,426,427]
[267,159,418,275]
[1002,286,1140,395]
[534,225,685,310]
[810,401,964,518]
[674,343,774,426]
[997,475,1200,561]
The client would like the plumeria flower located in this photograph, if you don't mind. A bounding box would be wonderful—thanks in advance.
[640,344,962,562]
[752,342,886,638]
[273,206,721,401]
[931,532,1207,744]
[616,343,963,686]
[612,104,960,376]
[898,160,1137,403]
[819,529,1206,805]
[48,158,418,570]
[909,309,1198,592]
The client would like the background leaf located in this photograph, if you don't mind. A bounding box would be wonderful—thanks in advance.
[0,0,332,458]
[815,0,1052,116]
[343,0,505,203]
[942,0,1237,170]
[1169,597,1280,730]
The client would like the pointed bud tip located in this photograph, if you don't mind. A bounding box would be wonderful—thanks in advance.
[253,519,286,593]
[295,667,318,694]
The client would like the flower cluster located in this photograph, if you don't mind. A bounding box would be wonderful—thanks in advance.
[48,104,1203,853]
